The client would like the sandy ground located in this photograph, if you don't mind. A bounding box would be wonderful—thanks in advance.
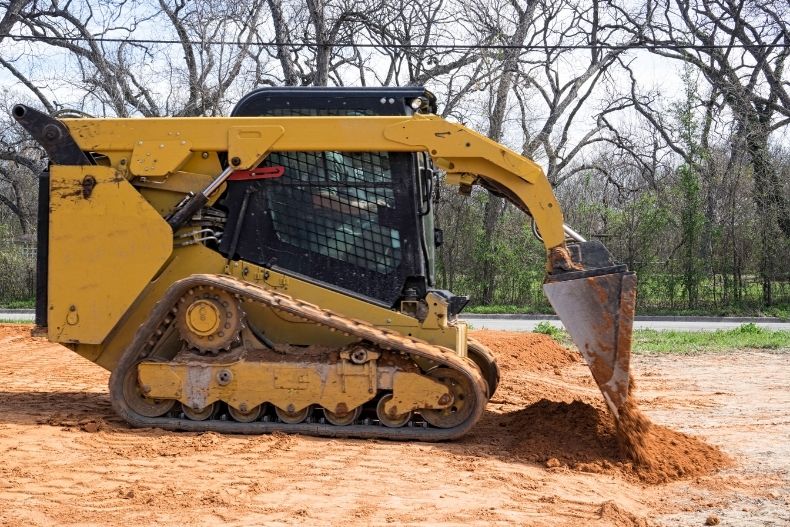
[0,324,787,526]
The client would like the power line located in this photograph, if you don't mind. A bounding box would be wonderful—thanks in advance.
[1,33,788,51]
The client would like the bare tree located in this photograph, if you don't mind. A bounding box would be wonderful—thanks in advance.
[0,95,44,235]
[461,0,630,303]
[3,0,266,116]
[607,0,790,303]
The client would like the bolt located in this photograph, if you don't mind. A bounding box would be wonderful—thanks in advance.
[217,369,232,385]
[201,152,209,159]
[438,394,452,405]
[43,124,60,141]
[230,156,241,166]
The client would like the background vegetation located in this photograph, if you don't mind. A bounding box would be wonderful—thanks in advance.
[0,0,788,314]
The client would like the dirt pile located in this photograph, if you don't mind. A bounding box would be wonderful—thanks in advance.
[469,330,579,372]
[470,329,730,483]
[495,398,729,483]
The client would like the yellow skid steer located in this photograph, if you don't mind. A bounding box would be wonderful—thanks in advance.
[13,87,635,439]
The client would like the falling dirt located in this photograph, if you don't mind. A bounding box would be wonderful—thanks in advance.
[0,324,787,526]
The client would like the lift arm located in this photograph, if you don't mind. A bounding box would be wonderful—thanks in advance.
[17,112,563,250]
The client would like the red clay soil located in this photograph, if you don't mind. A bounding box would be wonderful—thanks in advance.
[0,325,728,485]
[470,330,730,484]
[0,324,32,341]
[598,501,651,527]
[470,329,580,372]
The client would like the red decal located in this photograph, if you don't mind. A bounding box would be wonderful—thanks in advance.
[228,166,285,181]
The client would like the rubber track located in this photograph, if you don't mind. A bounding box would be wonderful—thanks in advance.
[109,274,488,441]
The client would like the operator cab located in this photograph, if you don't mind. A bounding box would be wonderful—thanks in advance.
[218,87,466,314]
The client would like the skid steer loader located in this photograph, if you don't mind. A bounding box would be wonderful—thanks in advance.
[12,87,636,439]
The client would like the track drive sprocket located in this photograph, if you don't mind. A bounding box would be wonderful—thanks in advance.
[174,286,243,354]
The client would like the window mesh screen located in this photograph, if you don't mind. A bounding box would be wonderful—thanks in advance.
[261,151,401,274]
[222,96,423,305]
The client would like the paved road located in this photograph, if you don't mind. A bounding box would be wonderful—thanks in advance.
[3,310,789,331]
[0,310,33,322]
[461,316,790,332]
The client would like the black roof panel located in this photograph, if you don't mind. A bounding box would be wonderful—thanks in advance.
[232,86,437,117]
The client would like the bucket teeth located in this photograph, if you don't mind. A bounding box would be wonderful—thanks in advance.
[543,271,637,418]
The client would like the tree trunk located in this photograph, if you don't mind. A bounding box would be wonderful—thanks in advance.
[747,129,778,306]
[477,4,535,305]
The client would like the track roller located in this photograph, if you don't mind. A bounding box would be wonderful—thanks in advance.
[183,402,217,421]
[323,406,362,426]
[276,406,312,424]
[228,404,265,423]
[376,394,412,428]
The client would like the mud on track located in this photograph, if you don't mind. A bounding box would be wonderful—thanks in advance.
[0,325,787,526]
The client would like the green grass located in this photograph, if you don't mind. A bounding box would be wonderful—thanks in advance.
[0,319,33,324]
[465,304,554,315]
[0,299,35,309]
[634,305,790,320]
[631,323,790,354]
[532,320,564,338]
[533,322,790,354]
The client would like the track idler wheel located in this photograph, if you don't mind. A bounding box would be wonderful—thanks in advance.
[467,338,501,398]
[376,394,412,428]
[122,362,176,418]
[420,368,476,429]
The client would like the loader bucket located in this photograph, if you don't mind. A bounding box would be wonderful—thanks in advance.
[543,270,637,418]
